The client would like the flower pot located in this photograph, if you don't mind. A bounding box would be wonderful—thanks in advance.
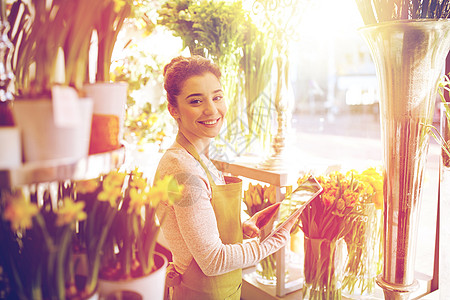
[0,126,21,169]
[83,82,127,154]
[359,19,450,299]
[12,98,93,163]
[98,252,168,300]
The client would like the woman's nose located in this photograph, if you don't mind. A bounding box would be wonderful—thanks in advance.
[203,98,218,115]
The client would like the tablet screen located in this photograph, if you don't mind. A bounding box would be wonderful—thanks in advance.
[259,175,323,243]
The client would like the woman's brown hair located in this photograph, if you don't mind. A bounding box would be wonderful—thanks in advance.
[163,55,222,107]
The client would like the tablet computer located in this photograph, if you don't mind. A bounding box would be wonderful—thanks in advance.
[259,175,323,243]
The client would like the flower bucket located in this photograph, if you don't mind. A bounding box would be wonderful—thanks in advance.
[98,252,168,300]
[83,82,127,154]
[12,98,93,163]
[0,126,21,169]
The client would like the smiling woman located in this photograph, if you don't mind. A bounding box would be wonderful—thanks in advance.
[153,55,300,300]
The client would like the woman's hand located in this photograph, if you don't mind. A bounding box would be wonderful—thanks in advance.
[243,202,281,239]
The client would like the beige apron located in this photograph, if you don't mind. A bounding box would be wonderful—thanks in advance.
[171,133,243,300]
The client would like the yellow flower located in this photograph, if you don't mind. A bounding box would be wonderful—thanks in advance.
[130,173,148,191]
[361,167,384,209]
[265,185,277,204]
[243,190,252,209]
[128,188,147,215]
[3,191,38,231]
[113,0,127,13]
[56,197,87,226]
[252,189,261,206]
[149,175,184,206]
[98,171,126,207]
[75,179,99,194]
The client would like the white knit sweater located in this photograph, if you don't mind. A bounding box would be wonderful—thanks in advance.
[155,142,290,276]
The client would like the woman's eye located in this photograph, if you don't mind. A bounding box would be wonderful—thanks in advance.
[213,95,223,102]
[190,99,201,104]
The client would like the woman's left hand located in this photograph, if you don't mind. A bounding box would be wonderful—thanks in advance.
[243,202,281,239]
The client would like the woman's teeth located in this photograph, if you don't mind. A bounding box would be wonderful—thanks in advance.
[201,119,218,125]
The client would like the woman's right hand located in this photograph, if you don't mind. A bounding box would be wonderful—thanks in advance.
[243,203,281,238]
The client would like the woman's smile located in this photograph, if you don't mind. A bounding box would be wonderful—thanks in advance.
[198,118,220,126]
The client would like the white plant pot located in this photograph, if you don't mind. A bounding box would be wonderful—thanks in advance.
[0,126,21,169]
[12,98,93,163]
[83,82,128,142]
[98,253,168,300]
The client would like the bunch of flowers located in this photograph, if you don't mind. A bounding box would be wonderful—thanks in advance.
[341,167,384,297]
[0,188,88,299]
[298,171,364,300]
[243,182,276,217]
[98,169,183,280]
[242,182,279,284]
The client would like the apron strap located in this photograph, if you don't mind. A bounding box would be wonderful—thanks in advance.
[176,133,217,188]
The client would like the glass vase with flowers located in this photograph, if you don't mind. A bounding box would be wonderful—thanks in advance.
[298,171,362,300]
[341,167,384,299]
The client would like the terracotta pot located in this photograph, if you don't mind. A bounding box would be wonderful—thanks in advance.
[83,82,128,150]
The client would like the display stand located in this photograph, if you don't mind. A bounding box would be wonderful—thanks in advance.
[212,157,301,298]
[213,156,438,300]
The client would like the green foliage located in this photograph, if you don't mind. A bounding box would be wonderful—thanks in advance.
[157,0,247,64]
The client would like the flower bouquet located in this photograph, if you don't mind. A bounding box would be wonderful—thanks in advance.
[341,168,384,298]
[298,171,360,300]
[0,188,89,299]
[242,182,280,285]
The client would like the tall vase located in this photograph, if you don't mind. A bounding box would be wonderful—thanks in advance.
[439,102,450,299]
[359,20,450,299]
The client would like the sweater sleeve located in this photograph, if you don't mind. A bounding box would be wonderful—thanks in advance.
[155,145,290,276]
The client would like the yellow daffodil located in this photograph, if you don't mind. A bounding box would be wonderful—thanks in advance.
[128,188,147,215]
[56,197,87,226]
[3,191,38,231]
[149,175,184,206]
[130,173,148,191]
[75,179,99,194]
[98,171,126,207]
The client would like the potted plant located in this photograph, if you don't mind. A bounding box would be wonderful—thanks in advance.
[83,0,134,154]
[0,188,92,299]
[6,0,95,163]
[71,172,123,298]
[95,168,184,300]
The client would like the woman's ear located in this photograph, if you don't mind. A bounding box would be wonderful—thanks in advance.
[168,103,179,119]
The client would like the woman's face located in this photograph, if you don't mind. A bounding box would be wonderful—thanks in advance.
[169,72,227,148]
